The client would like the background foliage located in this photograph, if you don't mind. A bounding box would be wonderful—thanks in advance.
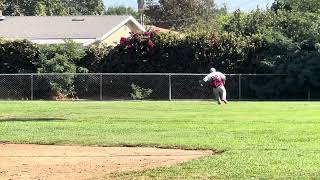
[0,0,319,98]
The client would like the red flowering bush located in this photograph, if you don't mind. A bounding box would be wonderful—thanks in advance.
[117,31,157,51]
[120,37,127,45]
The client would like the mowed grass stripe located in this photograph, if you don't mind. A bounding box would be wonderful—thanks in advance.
[0,101,320,179]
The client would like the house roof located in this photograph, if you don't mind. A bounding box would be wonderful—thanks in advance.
[0,15,145,41]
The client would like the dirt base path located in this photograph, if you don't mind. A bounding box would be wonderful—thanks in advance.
[0,144,213,180]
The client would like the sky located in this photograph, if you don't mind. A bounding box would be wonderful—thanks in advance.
[103,0,275,12]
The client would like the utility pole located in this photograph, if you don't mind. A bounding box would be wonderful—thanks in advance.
[137,0,145,26]
[0,10,5,21]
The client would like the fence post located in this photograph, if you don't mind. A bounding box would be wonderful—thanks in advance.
[238,74,242,100]
[169,74,172,101]
[100,74,103,101]
[30,74,34,101]
[308,87,311,101]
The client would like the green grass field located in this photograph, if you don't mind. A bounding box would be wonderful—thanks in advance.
[0,101,320,179]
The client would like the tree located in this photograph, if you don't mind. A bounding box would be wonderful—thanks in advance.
[105,6,139,20]
[38,41,86,73]
[1,0,105,16]
[0,0,5,10]
[37,41,87,98]
[145,0,216,30]
[2,0,31,16]
[271,0,320,13]
[0,39,40,73]
[44,0,68,16]
[66,0,105,15]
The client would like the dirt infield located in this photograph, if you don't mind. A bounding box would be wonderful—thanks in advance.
[0,144,213,180]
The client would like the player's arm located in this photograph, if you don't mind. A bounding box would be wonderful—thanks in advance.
[203,74,212,82]
[200,74,211,87]
[198,79,205,86]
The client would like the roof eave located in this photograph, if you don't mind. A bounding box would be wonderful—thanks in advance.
[95,16,145,43]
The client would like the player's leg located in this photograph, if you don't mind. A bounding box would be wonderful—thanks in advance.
[213,88,222,104]
[220,86,228,104]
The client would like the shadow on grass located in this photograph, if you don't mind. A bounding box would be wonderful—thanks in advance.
[0,117,66,122]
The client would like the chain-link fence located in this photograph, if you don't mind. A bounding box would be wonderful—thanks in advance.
[0,73,318,101]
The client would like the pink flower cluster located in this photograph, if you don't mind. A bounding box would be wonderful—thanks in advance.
[120,37,127,45]
[118,31,156,49]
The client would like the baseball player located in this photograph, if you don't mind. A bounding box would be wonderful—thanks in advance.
[201,68,228,104]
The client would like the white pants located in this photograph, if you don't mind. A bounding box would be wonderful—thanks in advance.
[213,86,227,103]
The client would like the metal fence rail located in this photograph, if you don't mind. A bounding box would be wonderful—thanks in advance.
[0,73,318,101]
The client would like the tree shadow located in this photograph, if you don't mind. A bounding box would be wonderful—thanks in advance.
[0,117,66,122]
